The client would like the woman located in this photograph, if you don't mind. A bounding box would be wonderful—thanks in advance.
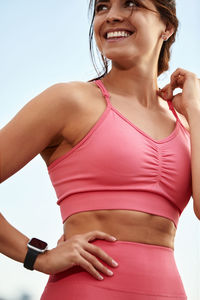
[1,0,200,299]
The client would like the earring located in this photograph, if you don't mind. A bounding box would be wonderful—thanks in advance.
[162,34,168,41]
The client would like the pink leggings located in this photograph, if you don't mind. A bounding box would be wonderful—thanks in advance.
[41,240,187,299]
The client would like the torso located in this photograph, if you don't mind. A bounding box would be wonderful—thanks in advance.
[41,80,190,250]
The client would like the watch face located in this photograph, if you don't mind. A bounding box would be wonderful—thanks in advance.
[29,238,47,250]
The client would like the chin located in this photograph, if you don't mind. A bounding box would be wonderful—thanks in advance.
[105,51,139,65]
[104,47,138,58]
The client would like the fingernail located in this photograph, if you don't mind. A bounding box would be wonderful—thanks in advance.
[112,260,118,267]
[107,269,113,276]
[98,274,104,280]
[110,236,117,241]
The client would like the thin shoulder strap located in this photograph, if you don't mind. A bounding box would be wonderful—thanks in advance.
[94,82,182,125]
[94,79,111,107]
[167,100,181,123]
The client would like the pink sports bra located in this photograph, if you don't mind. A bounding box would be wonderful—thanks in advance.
[48,79,192,228]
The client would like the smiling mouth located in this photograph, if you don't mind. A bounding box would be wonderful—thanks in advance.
[104,30,135,41]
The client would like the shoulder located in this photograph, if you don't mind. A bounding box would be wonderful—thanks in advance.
[50,80,97,107]
[53,80,96,96]
[46,80,102,133]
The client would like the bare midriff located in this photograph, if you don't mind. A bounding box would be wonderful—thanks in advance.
[64,209,176,250]
[44,82,180,251]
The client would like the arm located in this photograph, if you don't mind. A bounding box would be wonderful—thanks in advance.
[178,78,200,219]
[0,82,72,271]
[186,107,200,219]
[159,72,200,220]
[0,212,119,278]
[0,212,29,263]
[0,82,73,182]
[0,82,119,279]
[0,212,54,273]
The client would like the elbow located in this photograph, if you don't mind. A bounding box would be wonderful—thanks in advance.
[193,201,200,220]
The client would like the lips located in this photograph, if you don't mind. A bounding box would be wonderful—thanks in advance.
[104,28,135,39]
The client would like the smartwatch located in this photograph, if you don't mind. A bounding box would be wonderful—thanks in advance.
[24,238,48,270]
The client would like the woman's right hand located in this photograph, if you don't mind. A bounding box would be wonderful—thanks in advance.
[35,231,119,281]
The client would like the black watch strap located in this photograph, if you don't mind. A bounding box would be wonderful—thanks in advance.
[24,247,39,270]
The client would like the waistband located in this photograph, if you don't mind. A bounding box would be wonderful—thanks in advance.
[57,190,180,228]
[92,239,174,252]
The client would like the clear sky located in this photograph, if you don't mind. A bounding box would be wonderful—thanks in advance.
[0,1,200,299]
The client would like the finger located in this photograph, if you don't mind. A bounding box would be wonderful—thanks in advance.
[161,76,183,92]
[158,84,170,95]
[80,249,114,277]
[76,254,104,280]
[85,230,117,243]
[169,68,196,91]
[84,243,118,268]
[159,83,170,92]
[160,68,186,95]
[170,74,184,91]
[158,84,173,100]
[159,72,185,100]
[170,68,188,83]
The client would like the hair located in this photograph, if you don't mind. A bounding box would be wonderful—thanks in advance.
[88,0,179,81]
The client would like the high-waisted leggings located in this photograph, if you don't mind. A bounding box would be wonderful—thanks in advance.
[41,239,187,299]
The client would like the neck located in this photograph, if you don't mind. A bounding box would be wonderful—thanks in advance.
[102,63,160,109]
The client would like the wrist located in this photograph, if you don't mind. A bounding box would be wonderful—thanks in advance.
[34,250,50,274]
[23,238,48,271]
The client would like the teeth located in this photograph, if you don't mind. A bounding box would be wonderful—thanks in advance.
[107,31,132,39]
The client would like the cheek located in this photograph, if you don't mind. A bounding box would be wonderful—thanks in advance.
[93,21,103,52]
[94,33,103,53]
[136,17,161,43]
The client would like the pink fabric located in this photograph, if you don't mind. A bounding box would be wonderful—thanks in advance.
[48,79,192,228]
[41,239,187,299]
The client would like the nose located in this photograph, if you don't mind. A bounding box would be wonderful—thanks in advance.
[106,7,124,23]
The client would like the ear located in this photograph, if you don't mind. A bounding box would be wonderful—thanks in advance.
[164,21,175,39]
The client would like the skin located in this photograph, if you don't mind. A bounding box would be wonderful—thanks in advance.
[1,0,200,281]
[61,0,179,249]
[93,0,175,107]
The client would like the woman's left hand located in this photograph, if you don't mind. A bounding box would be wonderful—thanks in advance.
[157,68,200,120]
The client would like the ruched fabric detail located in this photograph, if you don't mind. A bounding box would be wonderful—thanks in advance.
[48,79,192,228]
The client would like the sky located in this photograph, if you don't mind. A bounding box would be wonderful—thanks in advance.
[0,1,200,299]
